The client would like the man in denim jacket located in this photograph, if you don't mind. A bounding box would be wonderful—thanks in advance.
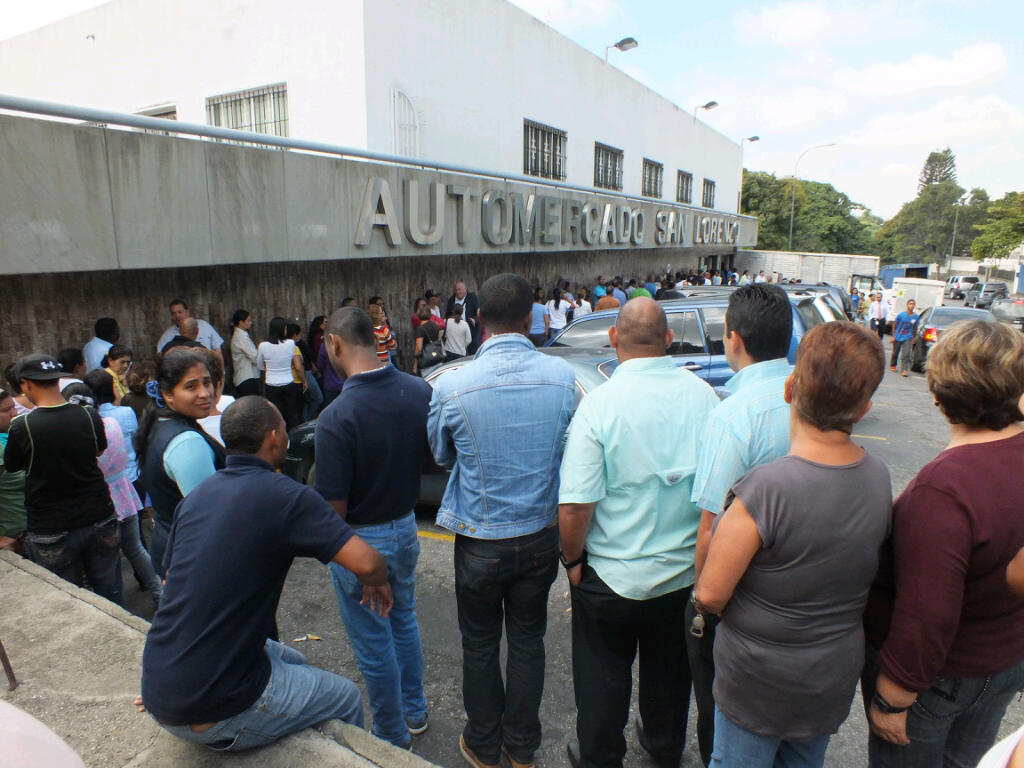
[428,273,576,768]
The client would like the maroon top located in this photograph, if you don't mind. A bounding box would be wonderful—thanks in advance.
[865,431,1024,691]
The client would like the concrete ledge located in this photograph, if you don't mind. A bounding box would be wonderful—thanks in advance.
[0,551,438,768]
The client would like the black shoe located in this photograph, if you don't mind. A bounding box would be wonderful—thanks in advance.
[635,718,680,768]
[566,740,581,768]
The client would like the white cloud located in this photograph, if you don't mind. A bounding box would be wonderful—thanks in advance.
[835,42,1008,98]
[506,0,624,32]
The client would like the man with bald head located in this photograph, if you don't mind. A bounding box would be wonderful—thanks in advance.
[445,281,481,353]
[558,297,720,768]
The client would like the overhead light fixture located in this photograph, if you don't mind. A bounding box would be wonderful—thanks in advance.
[605,37,639,61]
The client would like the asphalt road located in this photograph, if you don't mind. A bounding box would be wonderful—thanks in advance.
[122,343,1024,768]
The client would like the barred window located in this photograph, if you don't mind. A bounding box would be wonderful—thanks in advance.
[524,119,567,180]
[594,142,623,190]
[642,158,663,198]
[392,88,419,158]
[676,170,693,204]
[206,83,289,137]
[702,178,716,208]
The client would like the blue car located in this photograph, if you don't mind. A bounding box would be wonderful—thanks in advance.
[546,291,845,386]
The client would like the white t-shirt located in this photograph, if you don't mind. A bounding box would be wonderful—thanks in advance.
[575,300,592,317]
[442,320,472,357]
[547,299,572,330]
[257,340,296,387]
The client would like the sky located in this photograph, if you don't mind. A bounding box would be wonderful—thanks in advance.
[3,0,1022,220]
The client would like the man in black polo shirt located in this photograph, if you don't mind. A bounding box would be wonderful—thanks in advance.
[315,306,433,748]
[140,396,393,751]
[4,354,122,605]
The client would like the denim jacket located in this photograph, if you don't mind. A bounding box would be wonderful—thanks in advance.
[428,333,576,539]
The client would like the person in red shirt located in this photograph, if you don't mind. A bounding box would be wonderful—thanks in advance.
[864,319,1024,767]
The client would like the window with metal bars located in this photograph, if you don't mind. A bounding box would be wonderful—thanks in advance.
[702,178,716,208]
[642,158,663,198]
[676,170,693,204]
[206,83,289,137]
[594,142,623,190]
[523,119,567,180]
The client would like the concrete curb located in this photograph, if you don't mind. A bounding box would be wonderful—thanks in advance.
[0,551,439,768]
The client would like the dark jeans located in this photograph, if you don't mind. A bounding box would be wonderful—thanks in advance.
[265,382,301,431]
[454,525,559,764]
[528,333,547,348]
[571,566,692,768]
[862,646,1024,767]
[27,513,123,606]
[684,598,721,767]
[234,378,261,398]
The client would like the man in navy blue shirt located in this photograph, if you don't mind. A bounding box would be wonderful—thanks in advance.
[315,306,433,749]
[140,396,392,752]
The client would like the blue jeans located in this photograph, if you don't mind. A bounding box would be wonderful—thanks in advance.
[120,515,161,600]
[863,648,1024,767]
[28,513,123,606]
[155,639,363,751]
[454,525,559,764]
[710,707,830,768]
[329,512,426,747]
[302,371,323,422]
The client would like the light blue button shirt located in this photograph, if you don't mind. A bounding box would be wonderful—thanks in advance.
[691,357,793,516]
[559,356,720,600]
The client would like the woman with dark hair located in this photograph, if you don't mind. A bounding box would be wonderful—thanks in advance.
[411,297,427,331]
[694,322,892,768]
[122,361,156,422]
[257,317,303,430]
[863,320,1024,767]
[102,344,133,400]
[135,350,225,575]
[412,304,441,376]
[230,309,260,398]
[308,315,327,360]
[82,372,162,605]
[288,322,321,421]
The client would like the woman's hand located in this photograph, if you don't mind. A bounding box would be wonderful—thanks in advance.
[869,706,910,746]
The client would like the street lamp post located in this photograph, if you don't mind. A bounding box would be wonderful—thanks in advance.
[739,137,760,211]
[787,142,836,251]
[693,100,718,123]
[946,196,966,277]
[604,37,638,62]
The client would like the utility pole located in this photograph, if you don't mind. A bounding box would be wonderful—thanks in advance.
[946,198,962,277]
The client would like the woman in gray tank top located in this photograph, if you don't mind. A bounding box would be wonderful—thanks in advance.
[694,322,892,768]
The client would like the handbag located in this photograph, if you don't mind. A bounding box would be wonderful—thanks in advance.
[418,331,445,367]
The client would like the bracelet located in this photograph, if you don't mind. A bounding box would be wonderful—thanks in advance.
[872,692,911,715]
[559,550,587,570]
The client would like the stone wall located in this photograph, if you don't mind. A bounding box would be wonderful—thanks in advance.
[1,247,723,371]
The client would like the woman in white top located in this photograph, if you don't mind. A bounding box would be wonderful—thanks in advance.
[230,309,260,397]
[546,289,573,332]
[443,304,473,362]
[256,316,303,430]
[574,290,592,318]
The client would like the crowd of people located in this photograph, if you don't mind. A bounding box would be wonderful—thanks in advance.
[1,274,1023,768]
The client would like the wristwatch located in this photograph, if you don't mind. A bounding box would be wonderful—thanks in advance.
[872,692,911,714]
[559,550,587,569]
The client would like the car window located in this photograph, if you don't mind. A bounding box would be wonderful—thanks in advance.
[551,315,615,347]
[795,299,823,330]
[701,306,726,355]
[816,295,847,322]
[667,311,706,355]
[962,277,978,284]
[930,308,991,324]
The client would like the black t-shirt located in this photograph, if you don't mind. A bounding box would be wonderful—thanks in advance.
[141,455,354,724]
[4,403,114,533]
[416,321,440,343]
[314,365,432,525]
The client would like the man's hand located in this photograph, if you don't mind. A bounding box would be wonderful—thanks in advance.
[869,705,910,746]
[567,564,583,587]
[361,584,394,618]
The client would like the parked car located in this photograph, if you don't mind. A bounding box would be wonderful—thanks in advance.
[910,306,994,372]
[782,283,855,319]
[990,297,1024,331]
[944,275,979,300]
[965,282,1009,309]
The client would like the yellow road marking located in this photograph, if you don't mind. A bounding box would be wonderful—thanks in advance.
[418,529,456,542]
[851,434,888,441]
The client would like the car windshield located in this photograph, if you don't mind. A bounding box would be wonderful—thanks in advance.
[550,315,615,348]
[929,308,991,324]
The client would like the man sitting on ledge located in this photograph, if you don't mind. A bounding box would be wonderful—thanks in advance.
[138,395,393,751]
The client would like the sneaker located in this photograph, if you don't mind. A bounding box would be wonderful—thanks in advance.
[460,736,499,768]
[890,366,897,372]
[901,371,908,377]
[502,744,534,768]
[407,714,429,736]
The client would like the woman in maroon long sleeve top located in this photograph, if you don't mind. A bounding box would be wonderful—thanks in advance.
[863,320,1024,767]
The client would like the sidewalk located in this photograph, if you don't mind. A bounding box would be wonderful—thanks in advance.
[0,550,437,768]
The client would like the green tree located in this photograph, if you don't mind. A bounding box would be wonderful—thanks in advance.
[917,147,957,193]
[741,169,876,253]
[875,183,989,265]
[971,191,1024,261]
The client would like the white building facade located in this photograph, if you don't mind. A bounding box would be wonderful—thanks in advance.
[0,0,743,215]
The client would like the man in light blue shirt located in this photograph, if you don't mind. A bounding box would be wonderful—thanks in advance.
[686,283,794,767]
[559,297,719,768]
[83,317,120,372]
[428,273,575,768]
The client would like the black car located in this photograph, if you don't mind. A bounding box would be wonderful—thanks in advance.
[965,282,1009,309]
[910,306,994,371]
[990,297,1024,331]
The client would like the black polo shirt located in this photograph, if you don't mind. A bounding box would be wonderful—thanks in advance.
[314,364,432,525]
[140,455,354,724]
